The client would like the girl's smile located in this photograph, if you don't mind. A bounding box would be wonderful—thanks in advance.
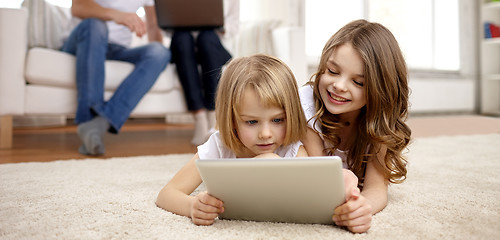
[327,91,351,104]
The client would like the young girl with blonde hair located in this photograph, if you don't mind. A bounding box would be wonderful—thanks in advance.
[300,19,412,233]
[156,54,311,225]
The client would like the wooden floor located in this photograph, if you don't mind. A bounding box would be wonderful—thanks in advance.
[0,118,197,164]
[1,114,499,164]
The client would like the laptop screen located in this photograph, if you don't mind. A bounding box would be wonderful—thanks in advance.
[154,0,224,30]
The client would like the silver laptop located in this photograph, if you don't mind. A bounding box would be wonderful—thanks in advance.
[195,156,345,225]
[154,0,224,30]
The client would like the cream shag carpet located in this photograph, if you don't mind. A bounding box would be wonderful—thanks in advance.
[1,134,499,239]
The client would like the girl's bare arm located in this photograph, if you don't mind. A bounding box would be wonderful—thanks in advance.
[156,154,204,216]
[361,147,389,214]
[301,127,324,156]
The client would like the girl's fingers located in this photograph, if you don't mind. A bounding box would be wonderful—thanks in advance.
[334,197,362,216]
[190,192,224,225]
[192,217,216,226]
[334,210,372,226]
[333,200,372,234]
[195,201,224,214]
[198,192,224,209]
[333,201,371,222]
[345,186,360,202]
[348,222,371,234]
[191,201,220,226]
[191,208,220,220]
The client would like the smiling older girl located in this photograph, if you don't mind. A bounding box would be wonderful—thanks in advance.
[300,19,412,233]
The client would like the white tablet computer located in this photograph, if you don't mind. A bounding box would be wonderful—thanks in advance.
[195,156,345,225]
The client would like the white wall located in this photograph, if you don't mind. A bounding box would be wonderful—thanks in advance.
[240,0,301,27]
[409,77,476,113]
[238,0,307,85]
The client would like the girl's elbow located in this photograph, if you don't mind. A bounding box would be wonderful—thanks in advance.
[155,194,165,209]
[375,192,388,214]
[156,187,169,210]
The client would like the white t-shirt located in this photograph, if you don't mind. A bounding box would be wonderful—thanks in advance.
[299,85,348,168]
[65,0,154,47]
[197,131,303,159]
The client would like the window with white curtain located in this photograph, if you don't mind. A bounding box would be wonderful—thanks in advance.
[305,0,460,71]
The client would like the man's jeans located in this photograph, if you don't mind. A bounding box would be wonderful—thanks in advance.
[60,18,171,133]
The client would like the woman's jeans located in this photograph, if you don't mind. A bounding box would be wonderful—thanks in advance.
[170,30,231,111]
[60,18,171,133]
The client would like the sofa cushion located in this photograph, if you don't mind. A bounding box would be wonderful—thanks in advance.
[22,0,71,50]
[24,84,187,116]
[24,47,181,93]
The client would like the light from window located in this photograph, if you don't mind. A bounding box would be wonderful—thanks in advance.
[305,0,363,59]
[0,0,71,8]
[434,0,459,70]
[369,0,459,71]
[305,0,460,71]
[46,0,72,8]
[0,0,23,8]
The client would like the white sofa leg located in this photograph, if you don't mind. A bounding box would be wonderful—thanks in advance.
[0,115,13,149]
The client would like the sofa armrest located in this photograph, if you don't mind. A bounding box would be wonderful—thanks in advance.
[272,27,307,87]
[0,8,28,115]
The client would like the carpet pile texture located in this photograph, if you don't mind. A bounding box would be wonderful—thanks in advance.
[1,134,499,239]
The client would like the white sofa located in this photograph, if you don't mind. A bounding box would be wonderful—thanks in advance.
[0,7,306,149]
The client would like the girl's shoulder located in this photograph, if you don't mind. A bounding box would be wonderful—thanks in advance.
[276,141,304,158]
[298,85,322,133]
[298,85,314,103]
[299,85,315,115]
[197,131,236,159]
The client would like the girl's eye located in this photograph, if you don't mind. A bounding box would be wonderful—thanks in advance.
[327,69,339,75]
[246,120,257,125]
[272,118,285,123]
[353,80,364,87]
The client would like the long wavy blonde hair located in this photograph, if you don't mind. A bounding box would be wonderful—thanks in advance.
[309,19,411,184]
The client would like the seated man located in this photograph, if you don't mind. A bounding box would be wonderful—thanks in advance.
[60,0,171,155]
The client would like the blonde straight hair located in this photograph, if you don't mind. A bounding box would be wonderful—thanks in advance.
[215,54,307,156]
